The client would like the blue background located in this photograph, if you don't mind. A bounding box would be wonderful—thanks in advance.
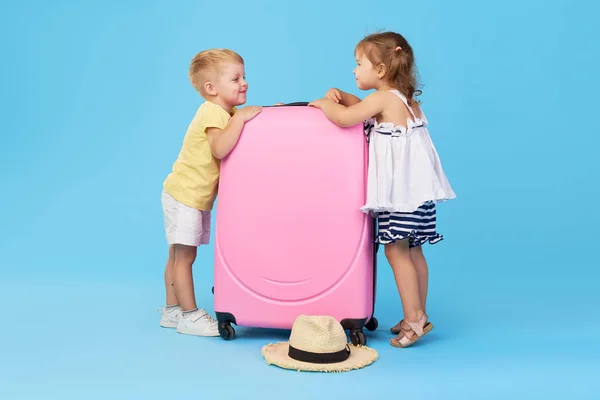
[1,0,598,399]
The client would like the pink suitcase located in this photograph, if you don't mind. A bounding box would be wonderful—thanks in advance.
[213,102,378,345]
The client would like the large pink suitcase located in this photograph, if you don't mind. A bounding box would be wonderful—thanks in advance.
[213,103,378,345]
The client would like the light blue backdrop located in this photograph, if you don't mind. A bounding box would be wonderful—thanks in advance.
[0,0,598,399]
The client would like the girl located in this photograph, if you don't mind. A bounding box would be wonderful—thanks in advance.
[309,31,456,348]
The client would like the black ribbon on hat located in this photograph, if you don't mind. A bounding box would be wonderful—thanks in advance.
[288,344,351,364]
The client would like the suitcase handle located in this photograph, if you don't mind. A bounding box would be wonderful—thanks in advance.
[266,102,309,107]
[282,102,309,106]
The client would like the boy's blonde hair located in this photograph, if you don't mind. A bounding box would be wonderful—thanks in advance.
[189,49,244,97]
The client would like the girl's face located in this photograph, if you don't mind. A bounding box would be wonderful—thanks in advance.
[353,52,379,90]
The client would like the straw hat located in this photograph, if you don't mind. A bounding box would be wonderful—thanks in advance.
[261,315,379,372]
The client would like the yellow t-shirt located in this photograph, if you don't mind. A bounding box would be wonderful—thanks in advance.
[163,101,235,211]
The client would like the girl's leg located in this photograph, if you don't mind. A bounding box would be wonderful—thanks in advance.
[385,239,424,324]
[164,245,178,306]
[390,245,429,333]
[172,244,198,312]
[410,245,429,313]
[386,239,432,347]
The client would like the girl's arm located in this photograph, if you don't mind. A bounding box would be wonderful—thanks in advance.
[328,88,361,107]
[340,92,361,106]
[309,91,386,127]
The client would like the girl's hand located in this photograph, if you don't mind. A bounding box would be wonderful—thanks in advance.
[325,88,343,103]
[308,98,330,109]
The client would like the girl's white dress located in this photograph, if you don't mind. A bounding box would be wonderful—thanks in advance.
[362,90,456,246]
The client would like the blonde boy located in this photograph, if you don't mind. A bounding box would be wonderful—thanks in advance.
[159,49,262,336]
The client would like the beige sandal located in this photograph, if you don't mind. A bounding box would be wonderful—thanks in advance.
[390,319,433,335]
[390,315,433,348]
[390,320,405,334]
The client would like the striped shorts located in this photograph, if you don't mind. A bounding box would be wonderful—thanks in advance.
[376,201,443,248]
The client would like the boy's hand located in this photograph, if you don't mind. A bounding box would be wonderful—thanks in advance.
[235,106,263,122]
[325,88,342,103]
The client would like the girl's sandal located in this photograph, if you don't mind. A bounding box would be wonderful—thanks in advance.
[390,320,404,334]
[390,315,433,348]
[390,319,433,335]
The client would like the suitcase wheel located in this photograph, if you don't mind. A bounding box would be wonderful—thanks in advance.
[218,322,235,340]
[349,329,367,346]
[365,317,378,332]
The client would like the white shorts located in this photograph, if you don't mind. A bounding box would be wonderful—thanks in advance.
[161,189,211,246]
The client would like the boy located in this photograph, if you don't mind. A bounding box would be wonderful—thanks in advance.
[159,49,262,336]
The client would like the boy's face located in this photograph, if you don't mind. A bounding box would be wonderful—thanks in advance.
[213,62,247,108]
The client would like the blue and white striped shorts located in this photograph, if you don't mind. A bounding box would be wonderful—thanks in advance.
[376,201,443,248]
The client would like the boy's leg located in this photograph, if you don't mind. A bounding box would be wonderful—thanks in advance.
[160,245,182,328]
[162,189,201,312]
[171,209,210,312]
[165,245,178,306]
[173,210,218,336]
[161,190,217,335]
[172,244,198,312]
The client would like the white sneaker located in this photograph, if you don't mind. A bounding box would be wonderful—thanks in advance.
[176,308,220,337]
[159,306,182,328]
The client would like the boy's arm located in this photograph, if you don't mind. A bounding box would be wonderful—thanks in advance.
[206,106,262,159]
[206,117,244,160]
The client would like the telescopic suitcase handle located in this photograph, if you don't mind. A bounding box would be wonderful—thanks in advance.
[282,102,309,106]
[266,102,309,107]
